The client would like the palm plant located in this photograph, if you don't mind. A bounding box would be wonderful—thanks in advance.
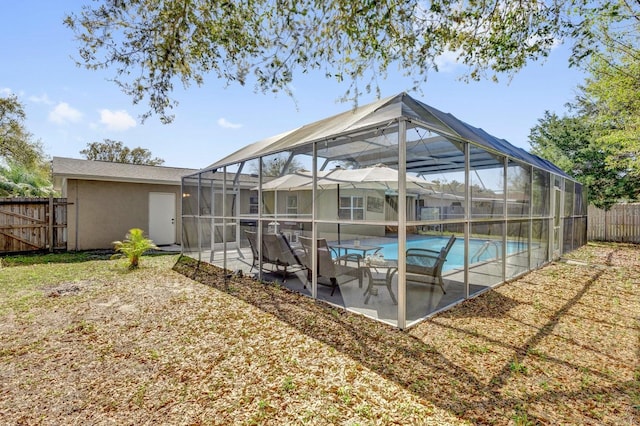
[0,161,53,197]
[112,228,158,269]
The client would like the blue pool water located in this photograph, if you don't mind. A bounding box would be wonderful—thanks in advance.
[377,236,527,271]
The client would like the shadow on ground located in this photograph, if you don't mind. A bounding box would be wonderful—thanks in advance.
[173,246,639,425]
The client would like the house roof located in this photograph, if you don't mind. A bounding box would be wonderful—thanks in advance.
[207,92,570,178]
[52,157,198,188]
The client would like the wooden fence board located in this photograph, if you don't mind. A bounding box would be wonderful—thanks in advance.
[588,203,640,243]
[0,197,68,253]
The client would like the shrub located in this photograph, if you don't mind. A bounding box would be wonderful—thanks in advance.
[112,228,157,269]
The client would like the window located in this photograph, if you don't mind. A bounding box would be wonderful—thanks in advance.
[249,196,258,214]
[339,196,364,220]
[286,195,298,216]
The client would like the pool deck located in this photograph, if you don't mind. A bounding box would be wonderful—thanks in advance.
[185,235,543,328]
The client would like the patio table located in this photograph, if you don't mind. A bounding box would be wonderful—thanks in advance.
[361,258,398,305]
[329,243,382,259]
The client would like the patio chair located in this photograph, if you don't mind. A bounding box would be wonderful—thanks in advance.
[298,236,362,296]
[405,234,456,293]
[244,230,303,282]
[245,230,261,272]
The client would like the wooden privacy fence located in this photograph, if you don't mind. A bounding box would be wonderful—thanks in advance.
[0,197,68,253]
[588,203,640,243]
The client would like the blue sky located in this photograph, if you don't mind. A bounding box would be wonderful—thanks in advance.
[2,2,586,169]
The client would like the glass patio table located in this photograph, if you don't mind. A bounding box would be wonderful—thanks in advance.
[361,258,398,304]
[329,243,382,258]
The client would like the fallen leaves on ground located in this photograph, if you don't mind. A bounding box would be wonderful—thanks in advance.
[0,242,638,425]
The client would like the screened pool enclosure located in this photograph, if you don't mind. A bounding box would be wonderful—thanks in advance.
[182,93,587,329]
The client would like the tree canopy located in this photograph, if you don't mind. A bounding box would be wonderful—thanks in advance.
[0,95,52,197]
[0,95,45,167]
[580,54,640,184]
[64,1,640,209]
[0,161,53,198]
[252,153,303,177]
[528,1,640,209]
[64,0,618,123]
[529,49,640,209]
[529,111,631,210]
[81,139,165,165]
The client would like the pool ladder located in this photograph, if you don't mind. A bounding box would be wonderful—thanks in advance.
[471,240,501,263]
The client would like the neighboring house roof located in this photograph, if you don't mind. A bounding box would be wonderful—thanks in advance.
[208,92,570,179]
[52,156,198,188]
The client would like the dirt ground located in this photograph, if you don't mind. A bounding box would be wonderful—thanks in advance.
[0,242,638,425]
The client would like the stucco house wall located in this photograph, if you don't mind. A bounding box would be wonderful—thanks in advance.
[63,178,183,250]
[53,157,198,251]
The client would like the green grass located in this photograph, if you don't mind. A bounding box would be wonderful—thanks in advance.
[0,252,175,316]
[1,249,174,267]
[281,376,295,392]
[1,250,113,267]
[509,358,529,375]
[464,342,490,354]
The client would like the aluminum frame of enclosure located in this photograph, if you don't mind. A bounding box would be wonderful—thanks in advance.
[181,93,587,329]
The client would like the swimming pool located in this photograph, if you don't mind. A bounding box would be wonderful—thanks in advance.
[377,236,527,271]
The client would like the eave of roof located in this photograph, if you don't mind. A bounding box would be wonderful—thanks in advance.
[51,157,198,188]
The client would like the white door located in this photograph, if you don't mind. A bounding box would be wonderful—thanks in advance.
[149,192,176,246]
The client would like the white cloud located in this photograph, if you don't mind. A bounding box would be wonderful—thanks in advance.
[0,87,12,96]
[434,50,463,73]
[99,109,136,131]
[217,117,243,129]
[28,93,53,105]
[49,102,83,125]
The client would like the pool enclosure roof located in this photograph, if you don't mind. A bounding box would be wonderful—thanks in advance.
[207,92,569,178]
